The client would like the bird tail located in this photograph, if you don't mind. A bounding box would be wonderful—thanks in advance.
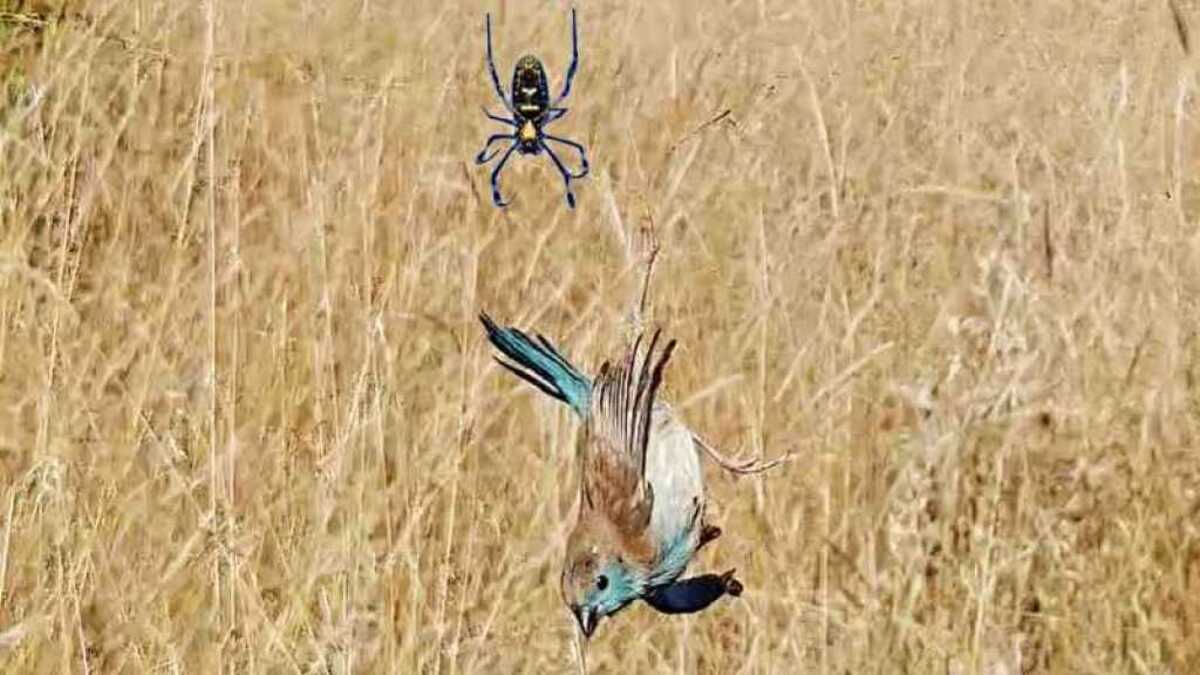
[479,312,592,416]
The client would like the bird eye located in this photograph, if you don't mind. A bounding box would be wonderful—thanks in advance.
[596,575,609,591]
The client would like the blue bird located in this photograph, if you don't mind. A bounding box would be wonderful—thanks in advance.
[480,313,741,638]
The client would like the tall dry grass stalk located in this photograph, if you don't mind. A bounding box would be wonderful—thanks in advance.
[1,0,1199,672]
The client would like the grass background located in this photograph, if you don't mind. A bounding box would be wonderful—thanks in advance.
[2,0,1200,672]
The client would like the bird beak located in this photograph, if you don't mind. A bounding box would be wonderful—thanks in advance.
[573,606,598,639]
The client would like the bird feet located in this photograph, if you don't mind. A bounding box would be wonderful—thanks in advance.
[699,522,722,550]
[720,568,743,597]
[698,519,739,595]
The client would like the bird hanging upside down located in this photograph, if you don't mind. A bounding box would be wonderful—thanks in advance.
[480,313,742,638]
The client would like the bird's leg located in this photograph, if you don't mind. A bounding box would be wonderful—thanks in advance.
[689,498,720,552]
[698,521,722,551]
[624,207,659,337]
[718,568,743,596]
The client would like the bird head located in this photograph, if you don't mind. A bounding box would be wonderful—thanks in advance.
[560,523,646,639]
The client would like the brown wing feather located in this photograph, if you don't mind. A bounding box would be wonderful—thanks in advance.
[581,330,677,536]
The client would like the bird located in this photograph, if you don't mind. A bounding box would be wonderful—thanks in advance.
[479,312,742,638]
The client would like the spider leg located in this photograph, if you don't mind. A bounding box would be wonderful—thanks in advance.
[543,133,589,179]
[489,142,520,208]
[482,107,517,127]
[542,107,569,126]
[484,13,514,113]
[552,8,579,105]
[476,133,517,164]
[540,139,578,209]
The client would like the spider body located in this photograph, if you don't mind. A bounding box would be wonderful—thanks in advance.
[475,10,590,209]
[512,56,550,152]
[512,56,550,121]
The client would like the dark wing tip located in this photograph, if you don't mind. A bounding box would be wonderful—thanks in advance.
[659,338,678,369]
[494,356,568,404]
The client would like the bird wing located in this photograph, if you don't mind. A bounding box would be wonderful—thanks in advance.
[581,330,677,539]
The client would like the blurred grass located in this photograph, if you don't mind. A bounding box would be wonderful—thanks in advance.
[1,0,1199,672]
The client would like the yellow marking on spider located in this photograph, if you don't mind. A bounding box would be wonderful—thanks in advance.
[519,121,538,143]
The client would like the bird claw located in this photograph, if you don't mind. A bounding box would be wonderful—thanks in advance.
[720,569,743,597]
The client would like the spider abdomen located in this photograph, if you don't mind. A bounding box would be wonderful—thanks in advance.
[512,55,550,121]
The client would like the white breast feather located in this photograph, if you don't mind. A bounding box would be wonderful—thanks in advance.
[644,403,704,557]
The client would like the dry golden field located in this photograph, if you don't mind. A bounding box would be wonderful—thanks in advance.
[2,0,1200,672]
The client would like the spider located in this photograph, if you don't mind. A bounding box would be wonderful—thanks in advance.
[475,8,590,209]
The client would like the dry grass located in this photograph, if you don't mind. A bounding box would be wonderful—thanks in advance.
[2,0,1200,672]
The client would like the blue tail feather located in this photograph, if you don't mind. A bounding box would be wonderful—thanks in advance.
[479,312,593,416]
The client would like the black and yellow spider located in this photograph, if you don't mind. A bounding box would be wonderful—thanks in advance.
[475,8,590,209]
